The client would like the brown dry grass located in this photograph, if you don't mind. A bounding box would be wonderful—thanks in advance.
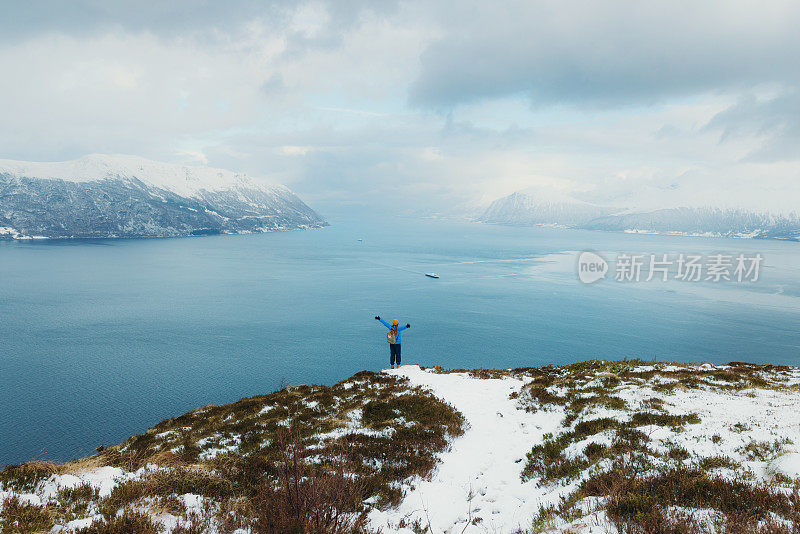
[1,370,464,532]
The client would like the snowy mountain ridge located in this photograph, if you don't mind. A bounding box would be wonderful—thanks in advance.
[480,191,614,227]
[479,190,800,240]
[0,155,327,239]
[0,154,276,198]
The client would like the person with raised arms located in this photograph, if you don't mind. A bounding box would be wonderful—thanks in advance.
[375,316,411,369]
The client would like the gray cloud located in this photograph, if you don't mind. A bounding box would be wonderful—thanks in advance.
[0,1,274,41]
[704,90,800,162]
[0,0,399,55]
[410,0,800,108]
[0,0,799,215]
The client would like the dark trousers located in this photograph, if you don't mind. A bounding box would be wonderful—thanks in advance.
[389,343,401,366]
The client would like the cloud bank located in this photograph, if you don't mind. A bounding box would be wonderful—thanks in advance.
[0,0,798,214]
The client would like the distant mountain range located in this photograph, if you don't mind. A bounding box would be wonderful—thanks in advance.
[0,155,327,239]
[478,190,800,240]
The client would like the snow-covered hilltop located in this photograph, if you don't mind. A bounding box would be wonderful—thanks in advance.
[479,190,800,240]
[382,363,800,533]
[0,154,327,239]
[480,190,613,228]
[2,360,799,533]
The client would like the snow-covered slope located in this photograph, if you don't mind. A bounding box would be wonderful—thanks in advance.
[376,363,800,533]
[0,155,327,239]
[479,189,800,240]
[370,366,564,533]
[479,191,613,227]
[4,361,800,533]
[584,206,800,240]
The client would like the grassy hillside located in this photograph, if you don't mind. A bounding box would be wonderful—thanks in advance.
[2,360,799,533]
[0,371,463,533]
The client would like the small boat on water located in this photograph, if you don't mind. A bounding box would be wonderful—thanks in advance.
[425,272,440,278]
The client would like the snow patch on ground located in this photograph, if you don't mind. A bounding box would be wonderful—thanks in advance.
[198,435,241,460]
[367,364,800,534]
[768,452,800,479]
[368,365,565,534]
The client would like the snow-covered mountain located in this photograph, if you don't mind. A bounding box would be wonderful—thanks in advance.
[479,189,800,240]
[584,206,800,239]
[0,155,327,239]
[478,190,614,227]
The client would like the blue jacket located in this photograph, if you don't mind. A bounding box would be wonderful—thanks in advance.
[379,318,408,344]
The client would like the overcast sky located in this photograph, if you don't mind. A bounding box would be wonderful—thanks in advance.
[1,1,798,214]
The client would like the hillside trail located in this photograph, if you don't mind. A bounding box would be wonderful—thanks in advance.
[369,365,565,533]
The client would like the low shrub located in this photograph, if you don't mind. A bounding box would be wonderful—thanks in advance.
[247,430,374,534]
[580,463,800,533]
[629,411,700,428]
[0,461,59,493]
[0,494,52,532]
[75,509,162,534]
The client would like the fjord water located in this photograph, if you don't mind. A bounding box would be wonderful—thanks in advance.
[2,213,800,466]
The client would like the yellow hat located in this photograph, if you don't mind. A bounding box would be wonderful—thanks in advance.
[392,319,399,325]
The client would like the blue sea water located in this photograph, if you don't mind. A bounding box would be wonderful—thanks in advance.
[2,213,800,466]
